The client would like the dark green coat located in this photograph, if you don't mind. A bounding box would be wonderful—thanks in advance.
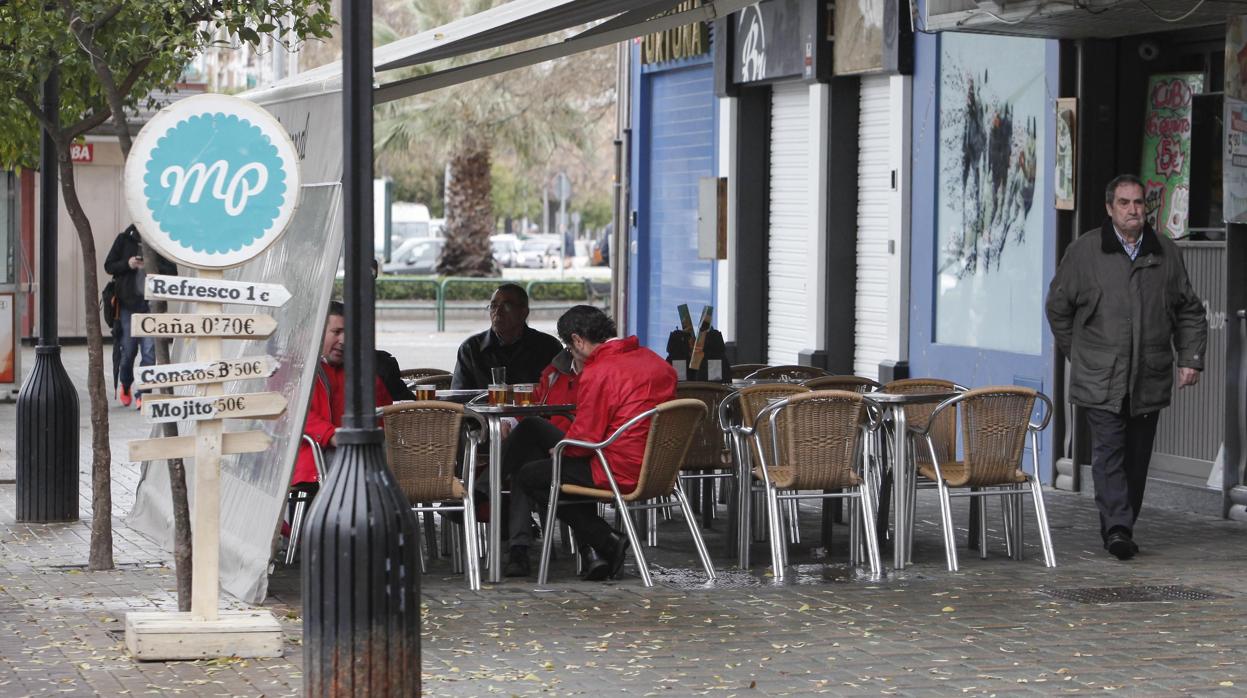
[1045,221,1207,416]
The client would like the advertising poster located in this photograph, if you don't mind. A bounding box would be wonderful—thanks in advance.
[1139,73,1203,237]
[1055,98,1076,210]
[934,33,1046,354]
[1225,17,1247,222]
[0,292,13,384]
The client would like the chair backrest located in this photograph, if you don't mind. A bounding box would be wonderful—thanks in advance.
[730,363,769,380]
[746,364,830,381]
[882,377,961,468]
[380,401,466,503]
[628,399,708,501]
[957,386,1038,487]
[411,373,453,390]
[675,382,735,470]
[738,383,810,465]
[803,374,882,393]
[399,367,451,380]
[772,390,867,490]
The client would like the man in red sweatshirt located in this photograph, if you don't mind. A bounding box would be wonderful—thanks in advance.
[510,305,676,581]
[291,301,393,501]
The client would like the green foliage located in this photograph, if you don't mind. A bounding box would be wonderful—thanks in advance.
[576,193,614,231]
[0,0,335,169]
[491,162,542,222]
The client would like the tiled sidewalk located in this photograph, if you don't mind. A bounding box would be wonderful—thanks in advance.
[3,345,1246,696]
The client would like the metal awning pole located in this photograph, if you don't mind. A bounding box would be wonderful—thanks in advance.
[302,0,421,692]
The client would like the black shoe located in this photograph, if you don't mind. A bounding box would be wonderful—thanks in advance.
[1105,531,1135,560]
[606,531,630,579]
[505,546,530,577]
[580,545,609,581]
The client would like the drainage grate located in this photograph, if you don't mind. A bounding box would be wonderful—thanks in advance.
[1041,585,1227,604]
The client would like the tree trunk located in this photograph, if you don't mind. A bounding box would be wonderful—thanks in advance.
[101,77,193,608]
[57,154,113,571]
[438,142,497,277]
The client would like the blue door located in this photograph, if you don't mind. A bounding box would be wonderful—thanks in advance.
[629,58,717,352]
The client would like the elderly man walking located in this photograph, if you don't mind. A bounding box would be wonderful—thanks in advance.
[1045,174,1207,560]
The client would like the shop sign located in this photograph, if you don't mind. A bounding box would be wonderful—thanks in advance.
[732,0,810,84]
[144,274,292,307]
[1139,73,1203,238]
[123,93,301,270]
[133,356,279,391]
[641,0,709,64]
[70,143,93,163]
[140,392,287,424]
[129,313,277,339]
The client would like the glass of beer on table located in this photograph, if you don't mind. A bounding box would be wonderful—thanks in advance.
[414,384,436,401]
[513,383,534,406]
[488,383,510,406]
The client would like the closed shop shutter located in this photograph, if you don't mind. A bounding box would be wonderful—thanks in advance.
[854,75,892,378]
[767,82,811,364]
[639,64,717,349]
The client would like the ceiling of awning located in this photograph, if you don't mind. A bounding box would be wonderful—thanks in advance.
[244,0,732,107]
[923,0,1244,40]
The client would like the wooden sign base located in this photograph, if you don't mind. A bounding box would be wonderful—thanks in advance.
[125,610,283,660]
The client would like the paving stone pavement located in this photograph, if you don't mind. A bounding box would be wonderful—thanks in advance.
[2,342,1246,696]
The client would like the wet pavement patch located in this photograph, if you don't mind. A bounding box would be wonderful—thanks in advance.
[1039,584,1229,604]
[650,563,879,589]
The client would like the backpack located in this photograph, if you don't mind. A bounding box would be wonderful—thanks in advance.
[101,280,119,329]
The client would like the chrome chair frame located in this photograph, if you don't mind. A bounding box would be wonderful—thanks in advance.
[285,434,328,565]
[914,390,1057,572]
[536,402,717,587]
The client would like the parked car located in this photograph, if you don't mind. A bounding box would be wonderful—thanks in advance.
[491,234,521,268]
[513,236,561,269]
[382,237,444,275]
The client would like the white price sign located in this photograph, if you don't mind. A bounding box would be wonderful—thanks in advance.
[131,313,277,339]
[142,392,287,423]
[145,275,292,308]
[133,356,279,391]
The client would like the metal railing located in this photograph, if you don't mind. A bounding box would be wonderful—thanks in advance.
[372,276,608,331]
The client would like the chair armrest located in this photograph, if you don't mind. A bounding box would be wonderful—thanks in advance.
[301,434,327,482]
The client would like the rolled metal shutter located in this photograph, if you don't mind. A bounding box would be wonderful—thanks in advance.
[767,82,811,364]
[854,75,892,378]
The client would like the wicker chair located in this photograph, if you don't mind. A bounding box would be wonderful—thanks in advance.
[401,370,453,391]
[399,367,451,380]
[745,364,830,382]
[381,400,482,590]
[913,387,1056,572]
[536,399,714,587]
[285,435,328,565]
[804,375,882,393]
[721,383,810,567]
[730,363,770,380]
[751,390,883,580]
[675,382,736,527]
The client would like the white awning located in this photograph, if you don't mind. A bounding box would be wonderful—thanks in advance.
[244,0,750,107]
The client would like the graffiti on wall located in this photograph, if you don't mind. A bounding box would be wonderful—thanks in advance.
[934,33,1047,355]
[939,67,1039,278]
[1139,73,1203,238]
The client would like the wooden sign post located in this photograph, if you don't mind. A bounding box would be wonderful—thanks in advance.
[121,93,302,661]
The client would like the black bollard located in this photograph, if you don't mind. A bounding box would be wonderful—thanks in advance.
[301,0,420,692]
[16,63,79,523]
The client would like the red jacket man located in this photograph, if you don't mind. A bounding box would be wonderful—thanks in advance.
[510,305,675,582]
[292,302,393,486]
[532,350,579,432]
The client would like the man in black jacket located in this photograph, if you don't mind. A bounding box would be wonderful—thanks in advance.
[103,225,175,407]
[451,283,561,390]
[1045,175,1207,560]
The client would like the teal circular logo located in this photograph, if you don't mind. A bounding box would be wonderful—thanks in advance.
[125,94,301,269]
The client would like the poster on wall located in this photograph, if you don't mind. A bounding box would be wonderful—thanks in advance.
[0,292,14,384]
[835,0,887,75]
[1139,73,1203,238]
[1224,16,1247,223]
[935,33,1047,355]
[1054,98,1076,210]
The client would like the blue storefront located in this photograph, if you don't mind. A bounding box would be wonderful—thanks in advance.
[907,30,1061,480]
[626,31,718,351]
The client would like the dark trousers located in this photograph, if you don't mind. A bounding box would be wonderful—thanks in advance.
[1085,398,1160,541]
[515,444,614,555]
[496,417,566,548]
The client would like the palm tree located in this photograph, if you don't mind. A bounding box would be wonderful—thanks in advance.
[374,0,614,276]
